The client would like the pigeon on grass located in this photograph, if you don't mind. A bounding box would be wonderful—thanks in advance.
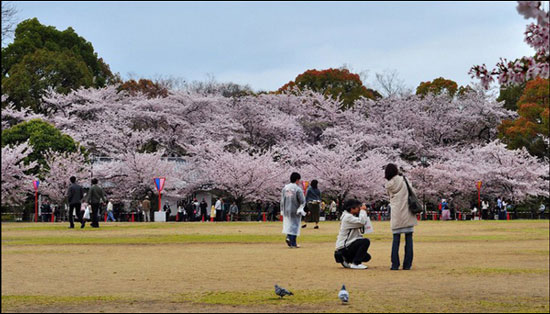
[338,285,349,304]
[274,284,294,299]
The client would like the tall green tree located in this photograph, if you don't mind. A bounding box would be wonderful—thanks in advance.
[497,83,526,111]
[1,18,115,111]
[278,68,381,109]
[1,119,83,173]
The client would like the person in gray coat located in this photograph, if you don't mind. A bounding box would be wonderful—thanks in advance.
[385,163,418,270]
[67,176,85,229]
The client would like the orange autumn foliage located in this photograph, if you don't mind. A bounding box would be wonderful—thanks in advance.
[498,77,549,158]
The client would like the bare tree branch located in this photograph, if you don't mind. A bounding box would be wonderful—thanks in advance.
[1,1,18,45]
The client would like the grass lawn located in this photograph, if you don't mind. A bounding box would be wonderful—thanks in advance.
[1,220,549,313]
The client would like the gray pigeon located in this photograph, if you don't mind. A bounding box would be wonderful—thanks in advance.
[274,284,293,298]
[338,285,349,304]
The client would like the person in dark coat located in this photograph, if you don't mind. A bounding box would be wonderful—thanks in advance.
[304,180,322,229]
[67,176,85,228]
[41,199,52,222]
[85,178,107,228]
[200,198,208,221]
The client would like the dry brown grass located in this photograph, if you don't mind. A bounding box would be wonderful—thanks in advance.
[2,220,549,313]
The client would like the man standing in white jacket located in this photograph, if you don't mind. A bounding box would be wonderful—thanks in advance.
[335,199,371,270]
[215,198,223,222]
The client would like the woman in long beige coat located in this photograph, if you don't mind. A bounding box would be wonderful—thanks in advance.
[385,163,417,270]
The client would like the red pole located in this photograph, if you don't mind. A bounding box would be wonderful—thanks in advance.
[279,214,283,222]
[262,212,266,222]
[158,193,162,212]
[34,192,38,222]
[51,211,55,223]
[131,213,135,222]
[227,214,230,222]
[104,212,107,222]
[378,212,381,221]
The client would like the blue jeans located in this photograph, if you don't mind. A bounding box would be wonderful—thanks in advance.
[392,233,413,269]
[107,211,116,222]
[286,235,297,247]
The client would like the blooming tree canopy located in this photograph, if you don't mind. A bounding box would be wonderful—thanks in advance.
[1,141,38,206]
[470,1,549,89]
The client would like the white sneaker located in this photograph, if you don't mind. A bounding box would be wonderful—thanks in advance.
[350,264,368,270]
[342,261,350,269]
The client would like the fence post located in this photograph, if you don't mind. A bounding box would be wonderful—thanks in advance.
[131,212,135,222]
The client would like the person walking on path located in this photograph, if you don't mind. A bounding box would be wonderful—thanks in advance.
[85,178,107,228]
[106,199,116,222]
[281,172,306,248]
[303,179,322,229]
[142,196,151,222]
[67,176,85,229]
[385,164,418,270]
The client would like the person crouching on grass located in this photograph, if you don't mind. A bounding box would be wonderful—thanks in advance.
[334,199,371,270]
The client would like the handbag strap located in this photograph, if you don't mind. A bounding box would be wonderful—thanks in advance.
[403,176,413,195]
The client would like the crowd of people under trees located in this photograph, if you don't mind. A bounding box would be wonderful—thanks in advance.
[36,174,548,227]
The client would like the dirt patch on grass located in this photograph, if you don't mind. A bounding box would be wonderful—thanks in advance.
[2,221,549,312]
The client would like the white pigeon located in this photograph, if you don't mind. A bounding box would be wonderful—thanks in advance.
[338,284,349,304]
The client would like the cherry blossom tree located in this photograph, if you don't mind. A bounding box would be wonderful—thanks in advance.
[93,150,190,202]
[1,141,37,207]
[189,141,288,207]
[1,83,547,210]
[41,149,89,204]
[283,142,393,209]
[470,1,549,88]
[407,140,549,208]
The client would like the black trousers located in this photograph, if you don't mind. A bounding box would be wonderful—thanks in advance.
[343,238,371,265]
[69,203,82,227]
[90,203,101,227]
[392,233,413,269]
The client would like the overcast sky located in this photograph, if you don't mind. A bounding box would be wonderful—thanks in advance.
[10,1,534,92]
